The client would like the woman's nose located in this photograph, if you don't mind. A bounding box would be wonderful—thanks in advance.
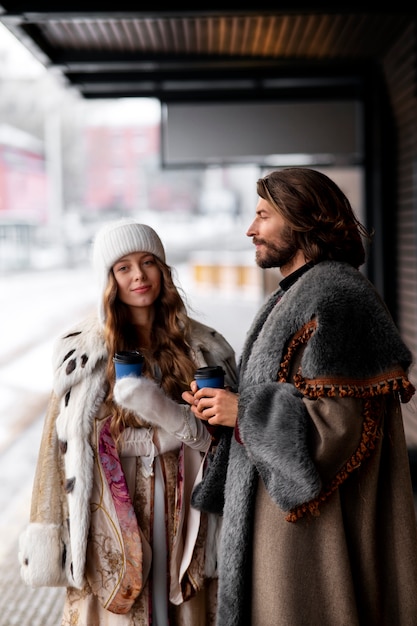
[133,264,145,278]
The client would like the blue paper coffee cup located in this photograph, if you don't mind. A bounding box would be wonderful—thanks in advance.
[194,365,225,389]
[113,351,144,379]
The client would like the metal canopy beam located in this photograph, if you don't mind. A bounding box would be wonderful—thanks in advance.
[0,4,413,99]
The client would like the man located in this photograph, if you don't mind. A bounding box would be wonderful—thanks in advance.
[183,168,417,626]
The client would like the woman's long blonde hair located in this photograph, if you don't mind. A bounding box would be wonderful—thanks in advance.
[102,256,196,438]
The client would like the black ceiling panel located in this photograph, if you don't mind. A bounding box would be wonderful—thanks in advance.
[0,4,413,100]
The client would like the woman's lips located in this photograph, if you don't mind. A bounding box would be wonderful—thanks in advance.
[132,285,150,293]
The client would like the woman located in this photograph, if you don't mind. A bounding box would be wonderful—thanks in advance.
[18,219,238,626]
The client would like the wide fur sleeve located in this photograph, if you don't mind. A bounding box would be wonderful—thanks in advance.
[237,384,371,519]
[18,392,74,587]
[237,381,322,511]
[19,315,108,589]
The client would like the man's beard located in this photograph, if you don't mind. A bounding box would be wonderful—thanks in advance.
[254,238,299,269]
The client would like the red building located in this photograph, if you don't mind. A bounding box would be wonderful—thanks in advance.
[83,124,159,214]
[0,124,48,224]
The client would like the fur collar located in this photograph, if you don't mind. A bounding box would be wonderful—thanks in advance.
[52,314,107,398]
[240,261,413,389]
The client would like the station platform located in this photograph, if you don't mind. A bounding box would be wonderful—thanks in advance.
[0,539,65,626]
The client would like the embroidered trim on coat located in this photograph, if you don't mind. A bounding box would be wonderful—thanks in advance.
[278,320,415,403]
[277,320,415,522]
[285,397,381,522]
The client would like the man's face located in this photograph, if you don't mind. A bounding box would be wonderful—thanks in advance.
[246,198,301,274]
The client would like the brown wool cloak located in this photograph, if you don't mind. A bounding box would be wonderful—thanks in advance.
[196,261,417,626]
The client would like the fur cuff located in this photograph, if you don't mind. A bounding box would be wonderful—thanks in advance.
[18,523,76,588]
[239,382,322,510]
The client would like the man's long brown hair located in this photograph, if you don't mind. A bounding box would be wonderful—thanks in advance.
[257,168,372,269]
[102,256,196,437]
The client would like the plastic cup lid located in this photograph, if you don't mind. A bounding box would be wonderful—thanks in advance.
[194,365,225,378]
[113,351,144,364]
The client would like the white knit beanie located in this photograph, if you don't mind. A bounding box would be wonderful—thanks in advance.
[92,218,166,323]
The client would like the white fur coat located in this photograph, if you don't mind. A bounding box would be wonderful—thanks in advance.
[18,313,237,591]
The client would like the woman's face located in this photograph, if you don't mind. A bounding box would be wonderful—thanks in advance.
[112,252,162,311]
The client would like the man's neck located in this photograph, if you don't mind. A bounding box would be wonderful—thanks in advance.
[279,249,309,277]
[279,261,314,292]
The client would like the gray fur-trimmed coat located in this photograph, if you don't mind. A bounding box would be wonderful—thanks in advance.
[194,261,417,626]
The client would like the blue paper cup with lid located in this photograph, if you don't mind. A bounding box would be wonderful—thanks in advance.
[194,365,225,389]
[113,351,144,379]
